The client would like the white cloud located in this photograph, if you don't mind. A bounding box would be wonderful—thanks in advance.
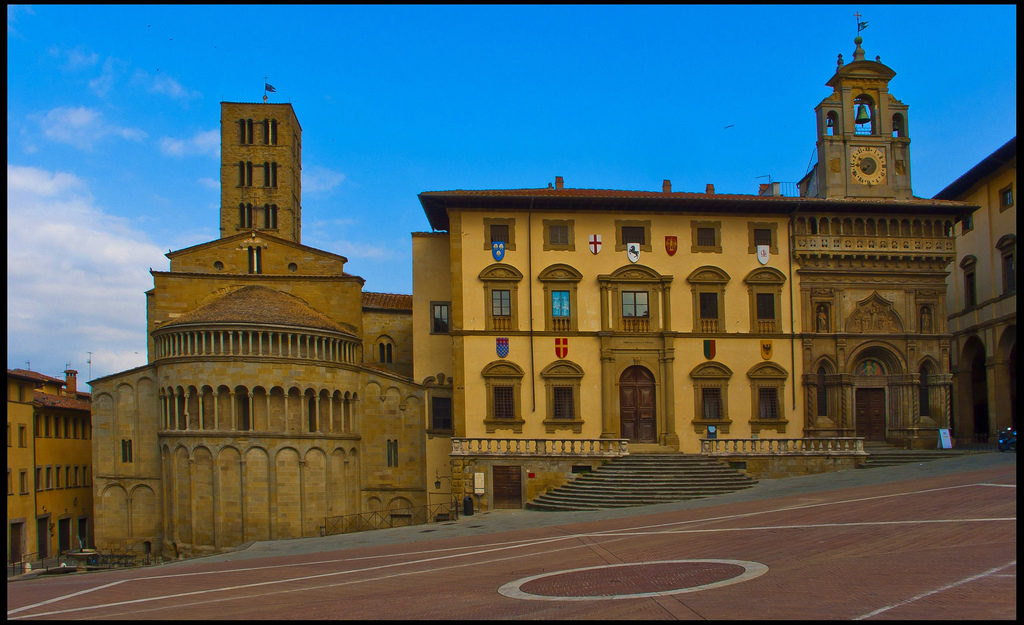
[88,57,127,98]
[49,45,99,71]
[198,177,219,189]
[132,69,200,101]
[303,166,346,194]
[159,128,219,158]
[6,165,167,381]
[33,105,147,150]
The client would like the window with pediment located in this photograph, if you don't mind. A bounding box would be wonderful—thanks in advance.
[538,264,582,332]
[748,362,788,434]
[744,267,785,334]
[482,361,525,433]
[479,263,523,332]
[540,360,585,433]
[690,361,733,435]
[598,264,672,333]
[687,266,729,333]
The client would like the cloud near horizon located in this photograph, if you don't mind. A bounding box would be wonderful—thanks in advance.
[7,164,165,381]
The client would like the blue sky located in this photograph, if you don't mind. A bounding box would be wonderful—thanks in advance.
[6,4,1017,383]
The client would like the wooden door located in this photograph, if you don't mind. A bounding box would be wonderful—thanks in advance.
[855,388,886,441]
[58,518,71,554]
[10,522,23,562]
[619,366,657,442]
[492,465,522,509]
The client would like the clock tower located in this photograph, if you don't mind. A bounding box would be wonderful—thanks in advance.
[801,36,912,200]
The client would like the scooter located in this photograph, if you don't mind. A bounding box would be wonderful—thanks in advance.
[997,427,1016,452]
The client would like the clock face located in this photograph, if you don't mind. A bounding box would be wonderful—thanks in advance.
[850,147,887,186]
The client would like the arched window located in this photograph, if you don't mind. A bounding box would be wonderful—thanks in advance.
[919,364,932,417]
[825,111,838,136]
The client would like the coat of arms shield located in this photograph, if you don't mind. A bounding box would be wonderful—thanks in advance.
[760,340,772,360]
[589,234,602,254]
[496,337,509,358]
[703,339,716,360]
[665,235,678,256]
[492,241,505,262]
[555,338,568,359]
[756,244,770,265]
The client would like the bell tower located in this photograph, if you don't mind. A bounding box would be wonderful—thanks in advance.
[803,35,912,199]
[219,102,303,243]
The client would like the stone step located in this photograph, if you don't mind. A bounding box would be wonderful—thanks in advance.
[524,453,756,511]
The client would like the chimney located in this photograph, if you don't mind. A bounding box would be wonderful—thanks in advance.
[555,176,564,190]
[705,183,715,195]
[662,179,672,193]
[64,369,78,395]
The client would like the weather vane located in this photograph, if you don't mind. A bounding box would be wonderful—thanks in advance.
[855,11,869,36]
[263,77,276,103]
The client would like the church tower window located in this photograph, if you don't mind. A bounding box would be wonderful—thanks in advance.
[853,94,874,135]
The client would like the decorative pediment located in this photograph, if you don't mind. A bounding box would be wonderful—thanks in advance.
[743,266,786,285]
[602,264,664,283]
[540,360,584,378]
[537,263,583,283]
[748,361,788,379]
[845,292,905,334]
[686,266,730,285]
[689,362,733,379]
[481,360,524,378]
[479,263,524,282]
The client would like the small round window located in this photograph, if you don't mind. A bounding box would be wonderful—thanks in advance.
[214,261,224,271]
[288,262,298,272]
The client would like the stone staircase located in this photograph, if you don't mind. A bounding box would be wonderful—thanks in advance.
[525,453,757,511]
[858,441,981,469]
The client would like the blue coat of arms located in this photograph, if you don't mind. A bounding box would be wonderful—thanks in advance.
[496,337,509,358]
[492,241,505,261]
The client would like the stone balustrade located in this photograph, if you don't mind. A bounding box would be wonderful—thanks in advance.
[153,325,360,365]
[700,437,866,456]
[792,234,954,256]
[451,437,629,457]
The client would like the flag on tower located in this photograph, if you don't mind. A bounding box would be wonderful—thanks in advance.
[265,83,277,93]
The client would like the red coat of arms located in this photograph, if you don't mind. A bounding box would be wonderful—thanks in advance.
[665,235,678,256]
[555,338,568,359]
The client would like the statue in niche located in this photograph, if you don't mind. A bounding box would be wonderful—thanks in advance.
[920,306,932,333]
[816,305,829,333]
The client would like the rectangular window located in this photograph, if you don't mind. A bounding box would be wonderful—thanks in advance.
[431,397,452,431]
[699,292,719,319]
[701,388,723,419]
[999,184,1013,211]
[44,416,51,438]
[549,224,569,246]
[1003,252,1016,294]
[622,226,645,245]
[20,470,28,494]
[552,386,574,419]
[551,290,570,318]
[431,302,450,333]
[490,223,510,245]
[55,467,61,489]
[45,467,52,490]
[34,415,40,437]
[248,246,262,274]
[962,214,973,234]
[19,425,27,447]
[697,227,716,247]
[491,289,511,317]
[756,293,776,320]
[121,439,133,463]
[964,270,977,307]
[754,228,773,247]
[493,386,514,419]
[35,467,42,491]
[621,291,649,318]
[758,388,780,420]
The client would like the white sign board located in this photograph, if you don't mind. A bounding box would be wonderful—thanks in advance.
[938,428,952,449]
[474,472,486,494]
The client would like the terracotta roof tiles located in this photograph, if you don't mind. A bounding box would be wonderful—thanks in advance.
[33,390,91,411]
[161,285,350,334]
[362,292,413,311]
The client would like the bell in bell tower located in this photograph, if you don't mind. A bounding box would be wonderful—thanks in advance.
[800,26,913,200]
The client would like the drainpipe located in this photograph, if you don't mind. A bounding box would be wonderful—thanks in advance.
[788,209,797,414]
[528,199,536,411]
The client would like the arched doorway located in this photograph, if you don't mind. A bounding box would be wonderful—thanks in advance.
[969,349,988,442]
[619,366,656,442]
[849,347,903,442]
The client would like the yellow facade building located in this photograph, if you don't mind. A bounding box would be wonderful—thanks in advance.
[7,369,93,566]
[935,137,1016,444]
[412,36,973,511]
[90,102,426,559]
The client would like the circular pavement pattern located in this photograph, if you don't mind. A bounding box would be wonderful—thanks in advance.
[497,559,769,601]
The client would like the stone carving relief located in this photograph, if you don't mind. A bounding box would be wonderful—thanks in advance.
[844,292,904,334]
